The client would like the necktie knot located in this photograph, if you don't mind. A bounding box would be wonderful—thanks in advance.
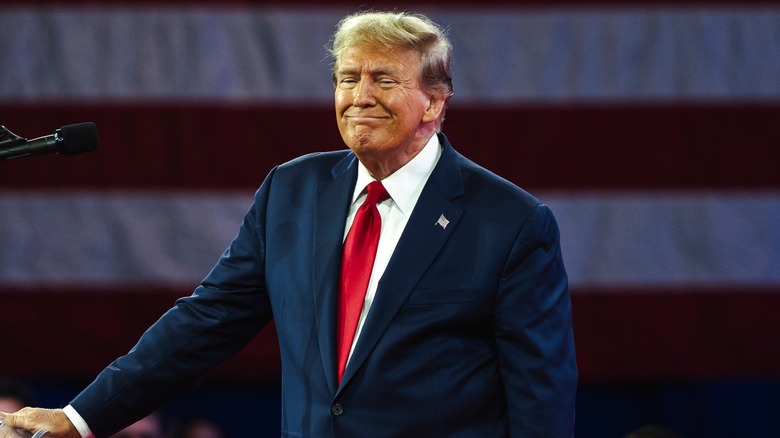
[364,181,389,206]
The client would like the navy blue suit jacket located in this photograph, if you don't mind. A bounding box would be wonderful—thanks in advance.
[71,133,577,437]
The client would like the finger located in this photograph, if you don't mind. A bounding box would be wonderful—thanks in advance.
[0,410,26,430]
[0,426,32,438]
[1,413,31,438]
[2,409,53,435]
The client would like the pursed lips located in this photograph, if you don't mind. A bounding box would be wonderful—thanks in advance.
[345,112,389,122]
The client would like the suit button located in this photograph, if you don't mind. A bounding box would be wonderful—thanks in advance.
[331,403,344,416]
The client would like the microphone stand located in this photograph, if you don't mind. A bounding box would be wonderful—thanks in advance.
[0,124,47,159]
[0,124,60,161]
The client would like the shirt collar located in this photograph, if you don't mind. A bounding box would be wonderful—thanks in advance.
[352,133,442,216]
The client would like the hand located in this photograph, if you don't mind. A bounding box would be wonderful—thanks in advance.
[0,408,81,438]
[0,415,28,438]
[0,424,30,438]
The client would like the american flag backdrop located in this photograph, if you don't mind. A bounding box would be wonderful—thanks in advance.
[1,0,780,394]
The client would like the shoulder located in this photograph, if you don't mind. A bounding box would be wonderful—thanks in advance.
[250,149,354,206]
[450,152,562,252]
[276,149,353,174]
[436,133,541,212]
[262,149,355,187]
[451,151,543,215]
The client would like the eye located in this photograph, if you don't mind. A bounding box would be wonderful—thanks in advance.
[338,77,358,89]
[377,78,397,89]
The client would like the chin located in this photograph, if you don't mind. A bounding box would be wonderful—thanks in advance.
[346,132,381,153]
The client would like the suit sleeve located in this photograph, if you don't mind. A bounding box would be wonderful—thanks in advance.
[494,203,577,437]
[69,168,278,437]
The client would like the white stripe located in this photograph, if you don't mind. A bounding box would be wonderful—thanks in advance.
[1,6,779,103]
[0,191,251,287]
[1,191,779,288]
[541,191,780,289]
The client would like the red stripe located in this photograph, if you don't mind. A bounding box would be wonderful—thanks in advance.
[0,287,281,381]
[2,286,779,382]
[2,103,779,190]
[574,287,780,381]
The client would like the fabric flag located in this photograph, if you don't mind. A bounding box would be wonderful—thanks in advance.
[1,1,779,382]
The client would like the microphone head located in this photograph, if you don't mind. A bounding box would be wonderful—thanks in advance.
[58,122,99,155]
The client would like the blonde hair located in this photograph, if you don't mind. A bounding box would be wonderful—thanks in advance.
[330,11,454,103]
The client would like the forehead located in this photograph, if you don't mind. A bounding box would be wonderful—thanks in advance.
[336,44,421,74]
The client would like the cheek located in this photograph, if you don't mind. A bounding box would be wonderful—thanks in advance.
[334,91,348,113]
[334,85,357,104]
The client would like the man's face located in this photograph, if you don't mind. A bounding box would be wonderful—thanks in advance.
[334,44,435,166]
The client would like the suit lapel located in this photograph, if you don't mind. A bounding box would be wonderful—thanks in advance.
[312,152,358,395]
[339,134,465,388]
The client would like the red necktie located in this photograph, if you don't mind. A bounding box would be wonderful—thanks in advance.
[337,181,390,383]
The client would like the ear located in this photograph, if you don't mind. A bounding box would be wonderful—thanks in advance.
[422,95,446,124]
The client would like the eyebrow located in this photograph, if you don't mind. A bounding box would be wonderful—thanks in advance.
[336,65,400,78]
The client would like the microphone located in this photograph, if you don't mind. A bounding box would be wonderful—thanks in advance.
[0,122,99,160]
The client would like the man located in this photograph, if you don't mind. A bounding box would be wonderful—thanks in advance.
[1,10,577,437]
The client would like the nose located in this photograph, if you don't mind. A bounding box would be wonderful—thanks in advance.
[352,79,377,107]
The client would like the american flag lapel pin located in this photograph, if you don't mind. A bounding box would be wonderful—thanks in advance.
[435,214,450,230]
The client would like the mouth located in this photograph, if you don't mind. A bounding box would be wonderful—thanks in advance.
[345,111,389,121]
[348,115,387,120]
[351,117,386,124]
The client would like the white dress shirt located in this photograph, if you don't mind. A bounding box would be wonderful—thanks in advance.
[64,133,442,437]
[62,405,93,438]
[342,133,441,365]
